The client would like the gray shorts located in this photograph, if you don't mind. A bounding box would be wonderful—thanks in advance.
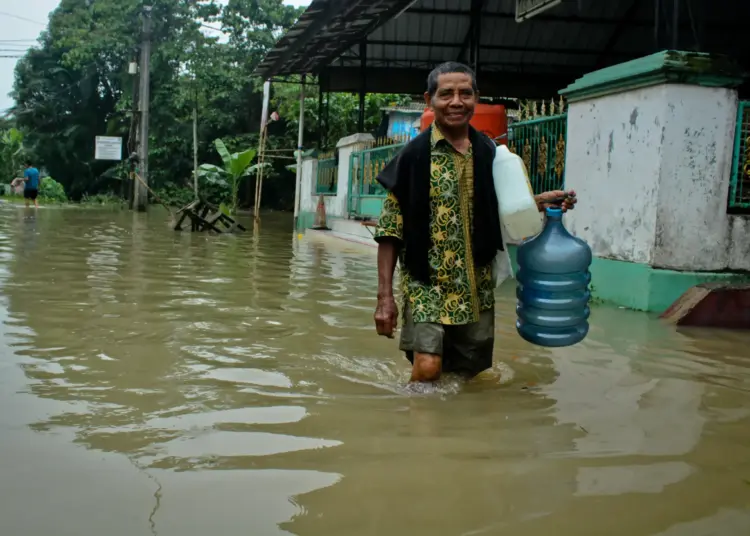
[399,303,495,377]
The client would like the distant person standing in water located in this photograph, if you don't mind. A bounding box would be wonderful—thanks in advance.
[23,161,41,208]
[373,62,576,385]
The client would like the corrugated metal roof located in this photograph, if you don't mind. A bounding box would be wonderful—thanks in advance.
[255,0,415,78]
[257,0,750,96]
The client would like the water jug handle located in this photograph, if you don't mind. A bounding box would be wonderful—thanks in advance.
[493,133,508,145]
[544,193,576,206]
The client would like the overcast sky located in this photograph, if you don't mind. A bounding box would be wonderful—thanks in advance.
[0,0,310,113]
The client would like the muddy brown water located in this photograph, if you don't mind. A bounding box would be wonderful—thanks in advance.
[1,205,750,536]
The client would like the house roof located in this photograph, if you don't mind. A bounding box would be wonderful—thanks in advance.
[257,0,750,98]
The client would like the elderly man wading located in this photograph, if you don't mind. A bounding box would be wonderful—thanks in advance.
[373,62,576,384]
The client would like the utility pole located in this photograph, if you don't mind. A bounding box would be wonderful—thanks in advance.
[128,59,139,209]
[293,77,306,228]
[193,101,198,200]
[135,5,152,212]
[254,80,272,231]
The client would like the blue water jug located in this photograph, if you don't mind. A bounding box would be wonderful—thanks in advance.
[516,207,592,347]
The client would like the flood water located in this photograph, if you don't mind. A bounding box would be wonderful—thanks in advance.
[1,205,750,536]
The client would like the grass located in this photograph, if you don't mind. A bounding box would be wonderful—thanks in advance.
[0,194,65,206]
[0,193,128,209]
[79,193,128,209]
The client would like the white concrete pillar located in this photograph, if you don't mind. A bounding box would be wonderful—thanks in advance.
[296,134,375,228]
[558,51,747,311]
[298,155,317,216]
[331,133,375,219]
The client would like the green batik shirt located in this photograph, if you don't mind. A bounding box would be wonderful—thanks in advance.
[374,126,495,326]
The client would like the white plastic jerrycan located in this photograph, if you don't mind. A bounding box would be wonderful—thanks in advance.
[492,144,543,241]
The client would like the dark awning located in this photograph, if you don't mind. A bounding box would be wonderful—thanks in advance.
[256,0,750,98]
[255,0,414,80]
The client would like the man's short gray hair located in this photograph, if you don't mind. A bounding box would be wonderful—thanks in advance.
[426,62,478,96]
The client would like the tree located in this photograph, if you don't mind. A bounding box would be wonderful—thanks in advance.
[0,127,25,183]
[12,0,208,198]
[10,0,410,208]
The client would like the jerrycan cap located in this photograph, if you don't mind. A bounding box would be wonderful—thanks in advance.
[543,192,576,218]
[545,207,563,218]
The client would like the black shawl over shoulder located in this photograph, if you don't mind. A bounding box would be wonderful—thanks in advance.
[376,125,504,284]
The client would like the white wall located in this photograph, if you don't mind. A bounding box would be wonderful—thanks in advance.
[298,157,317,214]
[298,133,374,221]
[729,215,750,271]
[565,85,665,264]
[298,154,345,219]
[565,83,750,271]
[653,85,738,270]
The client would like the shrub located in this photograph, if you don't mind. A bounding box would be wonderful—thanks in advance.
[153,184,195,207]
[39,177,67,203]
[80,193,127,208]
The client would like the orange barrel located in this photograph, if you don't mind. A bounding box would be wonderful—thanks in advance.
[420,104,507,144]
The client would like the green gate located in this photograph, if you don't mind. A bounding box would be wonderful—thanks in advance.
[730,100,750,210]
[316,151,338,195]
[508,113,568,194]
[348,142,405,218]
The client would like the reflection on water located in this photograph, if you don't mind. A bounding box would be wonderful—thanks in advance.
[1,206,750,536]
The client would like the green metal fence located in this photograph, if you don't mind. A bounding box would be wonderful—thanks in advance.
[508,113,567,194]
[344,113,568,219]
[348,142,405,218]
[316,153,338,195]
[730,101,750,210]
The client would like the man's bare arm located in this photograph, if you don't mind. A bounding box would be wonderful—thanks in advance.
[375,238,401,338]
[377,238,400,298]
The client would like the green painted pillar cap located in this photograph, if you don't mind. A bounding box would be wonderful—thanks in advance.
[560,50,747,103]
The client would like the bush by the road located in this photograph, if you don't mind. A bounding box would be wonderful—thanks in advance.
[39,177,67,203]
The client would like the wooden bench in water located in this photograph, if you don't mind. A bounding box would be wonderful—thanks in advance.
[173,199,246,233]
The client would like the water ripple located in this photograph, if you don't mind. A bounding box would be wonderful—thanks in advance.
[2,208,750,535]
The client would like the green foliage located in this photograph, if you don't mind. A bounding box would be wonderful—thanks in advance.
[80,192,127,208]
[39,177,68,203]
[0,176,67,204]
[0,127,25,183]
[153,183,194,207]
[198,138,268,213]
[9,0,410,210]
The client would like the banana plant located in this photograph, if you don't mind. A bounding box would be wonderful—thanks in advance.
[0,128,25,182]
[198,138,269,215]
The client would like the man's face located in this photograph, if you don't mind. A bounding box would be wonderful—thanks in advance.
[425,72,477,130]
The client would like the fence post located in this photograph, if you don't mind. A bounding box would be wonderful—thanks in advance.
[333,133,374,219]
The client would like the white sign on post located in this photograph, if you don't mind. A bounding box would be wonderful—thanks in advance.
[95,136,123,161]
[516,0,563,21]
